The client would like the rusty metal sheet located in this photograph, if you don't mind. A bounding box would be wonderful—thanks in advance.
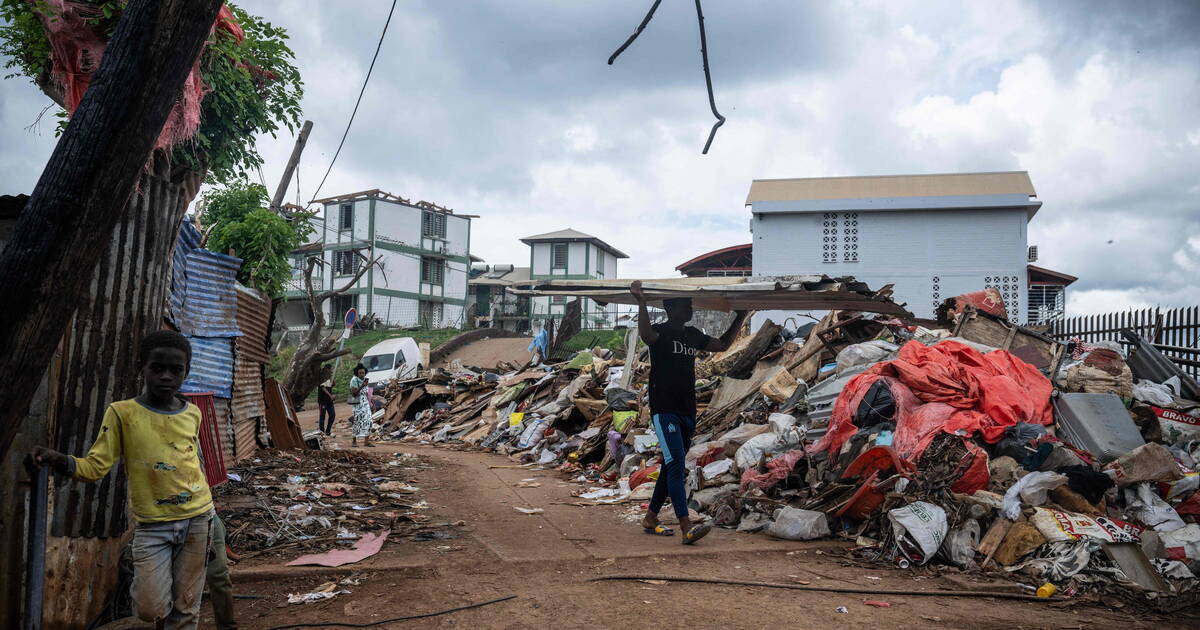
[235,283,271,363]
[212,397,236,468]
[231,356,266,422]
[233,415,260,462]
[181,336,235,398]
[179,248,243,337]
[511,275,911,317]
[50,165,188,540]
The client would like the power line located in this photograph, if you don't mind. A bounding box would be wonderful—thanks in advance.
[308,0,398,205]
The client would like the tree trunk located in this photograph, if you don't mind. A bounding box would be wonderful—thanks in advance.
[0,0,224,458]
[280,254,381,407]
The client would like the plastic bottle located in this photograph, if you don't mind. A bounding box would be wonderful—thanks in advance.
[1036,583,1057,598]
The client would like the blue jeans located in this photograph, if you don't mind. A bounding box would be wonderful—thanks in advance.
[649,413,695,519]
[130,510,213,630]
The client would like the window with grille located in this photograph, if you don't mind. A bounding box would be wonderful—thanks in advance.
[551,243,569,269]
[422,211,447,238]
[842,213,859,262]
[551,295,568,305]
[822,213,838,263]
[985,275,1021,320]
[1027,285,1065,324]
[421,257,444,285]
[339,204,353,231]
[334,250,361,276]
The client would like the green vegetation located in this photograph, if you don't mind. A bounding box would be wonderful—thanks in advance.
[0,1,303,186]
[558,328,633,358]
[199,179,315,297]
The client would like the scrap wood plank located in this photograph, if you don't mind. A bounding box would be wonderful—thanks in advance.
[385,386,425,425]
[978,518,1014,567]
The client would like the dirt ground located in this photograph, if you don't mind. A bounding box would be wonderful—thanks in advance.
[213,405,1192,630]
[432,336,533,370]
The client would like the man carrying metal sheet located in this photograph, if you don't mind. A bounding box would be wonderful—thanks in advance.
[631,280,747,544]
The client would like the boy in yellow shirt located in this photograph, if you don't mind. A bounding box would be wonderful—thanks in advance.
[31,330,213,630]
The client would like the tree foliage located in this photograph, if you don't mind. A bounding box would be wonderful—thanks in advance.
[200,179,314,297]
[0,1,303,185]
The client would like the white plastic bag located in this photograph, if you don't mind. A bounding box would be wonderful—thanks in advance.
[702,458,734,480]
[944,519,981,569]
[1161,524,1200,562]
[1133,380,1176,407]
[836,340,898,373]
[1001,471,1067,520]
[1124,482,1186,532]
[888,501,948,564]
[717,422,770,443]
[764,507,830,541]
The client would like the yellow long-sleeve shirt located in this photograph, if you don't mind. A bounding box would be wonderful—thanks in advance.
[71,399,213,523]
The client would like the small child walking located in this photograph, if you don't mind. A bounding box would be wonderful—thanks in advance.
[30,330,214,630]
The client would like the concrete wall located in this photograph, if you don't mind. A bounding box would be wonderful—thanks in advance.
[751,207,1028,321]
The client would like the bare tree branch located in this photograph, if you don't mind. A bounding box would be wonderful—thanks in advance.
[607,0,663,65]
[694,0,725,154]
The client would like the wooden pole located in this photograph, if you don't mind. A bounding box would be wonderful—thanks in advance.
[270,119,314,212]
[0,0,224,458]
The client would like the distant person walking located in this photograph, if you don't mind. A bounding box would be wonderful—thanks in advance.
[317,365,336,436]
[348,364,374,447]
[631,280,747,545]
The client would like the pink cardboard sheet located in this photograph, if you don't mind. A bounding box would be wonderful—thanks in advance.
[286,529,390,567]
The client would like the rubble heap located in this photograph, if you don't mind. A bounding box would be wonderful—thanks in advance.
[370,302,1200,609]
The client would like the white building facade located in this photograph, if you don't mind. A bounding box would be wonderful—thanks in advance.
[280,190,474,329]
[748,172,1042,322]
[521,228,627,328]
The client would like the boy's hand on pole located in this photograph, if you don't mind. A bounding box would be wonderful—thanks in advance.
[629,280,646,303]
[28,446,69,473]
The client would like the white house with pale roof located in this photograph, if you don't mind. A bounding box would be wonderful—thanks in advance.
[521,228,628,327]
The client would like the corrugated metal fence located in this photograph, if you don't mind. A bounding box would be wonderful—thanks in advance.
[0,158,200,629]
[1049,305,1200,380]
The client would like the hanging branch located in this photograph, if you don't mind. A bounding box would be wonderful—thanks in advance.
[607,0,663,65]
[693,0,724,154]
[606,0,725,154]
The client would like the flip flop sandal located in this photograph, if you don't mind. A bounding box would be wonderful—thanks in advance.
[682,523,712,545]
[643,524,675,536]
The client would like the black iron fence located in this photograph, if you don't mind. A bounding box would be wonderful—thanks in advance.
[1049,306,1200,380]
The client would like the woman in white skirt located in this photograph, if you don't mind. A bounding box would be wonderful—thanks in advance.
[348,363,374,447]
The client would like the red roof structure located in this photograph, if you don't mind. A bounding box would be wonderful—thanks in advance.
[676,243,753,277]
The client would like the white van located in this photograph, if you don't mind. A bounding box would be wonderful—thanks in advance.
[359,337,423,386]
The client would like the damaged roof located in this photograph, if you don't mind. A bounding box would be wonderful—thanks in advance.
[511,275,912,316]
[519,228,629,258]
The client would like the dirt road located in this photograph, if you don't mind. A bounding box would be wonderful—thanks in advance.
[218,413,1174,629]
[434,336,532,369]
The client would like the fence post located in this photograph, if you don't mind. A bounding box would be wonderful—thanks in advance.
[1154,308,1164,344]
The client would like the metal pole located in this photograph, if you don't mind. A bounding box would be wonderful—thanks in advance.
[24,464,48,630]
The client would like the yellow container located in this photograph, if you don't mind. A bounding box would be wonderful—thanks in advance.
[1036,583,1057,598]
[509,412,525,427]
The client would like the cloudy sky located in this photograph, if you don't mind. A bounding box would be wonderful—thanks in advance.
[2,0,1198,315]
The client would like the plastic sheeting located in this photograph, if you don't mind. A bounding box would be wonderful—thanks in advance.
[812,341,1054,459]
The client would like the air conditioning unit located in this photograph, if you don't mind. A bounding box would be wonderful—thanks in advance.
[1027,245,1038,262]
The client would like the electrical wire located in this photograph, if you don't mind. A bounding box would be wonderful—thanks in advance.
[607,0,663,65]
[261,594,517,629]
[693,0,725,154]
[308,0,398,205]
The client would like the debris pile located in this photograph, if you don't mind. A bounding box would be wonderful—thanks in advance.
[371,297,1200,608]
[212,449,449,561]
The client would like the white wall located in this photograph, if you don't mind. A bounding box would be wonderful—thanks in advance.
[446,215,470,257]
[568,241,586,275]
[752,207,1028,321]
[531,242,551,275]
[373,199,421,245]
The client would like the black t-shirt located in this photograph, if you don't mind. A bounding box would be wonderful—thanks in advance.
[647,323,713,416]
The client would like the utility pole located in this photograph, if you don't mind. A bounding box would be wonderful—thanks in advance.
[271,119,313,212]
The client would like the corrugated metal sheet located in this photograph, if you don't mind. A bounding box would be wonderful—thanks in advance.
[180,248,243,337]
[231,358,266,423]
[212,397,237,468]
[170,217,202,322]
[49,163,190,540]
[183,392,229,487]
[181,336,235,398]
[234,414,260,461]
[235,283,271,363]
